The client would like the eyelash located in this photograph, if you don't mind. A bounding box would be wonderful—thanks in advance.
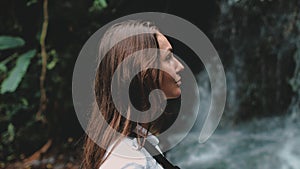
[166,53,173,60]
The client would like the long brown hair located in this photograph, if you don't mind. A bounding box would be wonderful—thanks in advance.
[82,20,168,169]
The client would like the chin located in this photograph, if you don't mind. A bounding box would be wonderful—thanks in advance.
[166,89,181,99]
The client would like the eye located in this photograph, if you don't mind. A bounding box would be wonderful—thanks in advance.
[166,53,173,60]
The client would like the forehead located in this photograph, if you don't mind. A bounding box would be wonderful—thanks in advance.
[156,33,172,50]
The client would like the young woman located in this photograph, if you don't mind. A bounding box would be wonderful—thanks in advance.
[82,20,184,169]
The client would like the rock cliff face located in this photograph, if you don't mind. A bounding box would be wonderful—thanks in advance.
[209,0,300,122]
[154,0,300,122]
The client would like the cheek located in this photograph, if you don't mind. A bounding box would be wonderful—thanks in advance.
[159,72,172,89]
[160,73,181,99]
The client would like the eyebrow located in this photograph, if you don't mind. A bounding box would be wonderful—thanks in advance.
[161,48,173,57]
[167,48,173,53]
[164,48,173,58]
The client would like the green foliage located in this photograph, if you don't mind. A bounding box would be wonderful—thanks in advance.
[6,123,15,143]
[0,0,98,163]
[0,123,15,161]
[0,36,25,50]
[1,50,36,94]
[89,0,108,12]
[47,49,59,70]
[0,54,18,73]
[0,63,7,72]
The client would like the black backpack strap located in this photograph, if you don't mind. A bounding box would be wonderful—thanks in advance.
[143,139,180,169]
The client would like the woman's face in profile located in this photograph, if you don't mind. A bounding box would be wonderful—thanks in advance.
[157,33,184,99]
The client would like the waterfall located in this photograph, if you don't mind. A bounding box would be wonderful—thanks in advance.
[166,0,300,168]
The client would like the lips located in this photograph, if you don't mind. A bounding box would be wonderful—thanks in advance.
[175,78,182,86]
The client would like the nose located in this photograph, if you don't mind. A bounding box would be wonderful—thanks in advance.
[175,58,184,73]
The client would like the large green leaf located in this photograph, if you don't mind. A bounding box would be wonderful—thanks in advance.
[1,49,36,94]
[0,36,25,50]
[0,63,7,72]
